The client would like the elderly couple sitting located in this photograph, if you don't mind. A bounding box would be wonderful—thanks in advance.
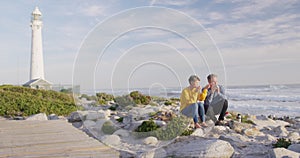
[180,74,228,128]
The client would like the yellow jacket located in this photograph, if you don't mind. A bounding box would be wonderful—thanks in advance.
[180,87,208,111]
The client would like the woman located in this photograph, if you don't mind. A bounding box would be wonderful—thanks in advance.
[180,75,209,128]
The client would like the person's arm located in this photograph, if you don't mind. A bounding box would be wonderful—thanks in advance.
[180,89,189,110]
[205,89,214,105]
[198,89,207,101]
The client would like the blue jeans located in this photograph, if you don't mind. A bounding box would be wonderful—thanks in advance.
[181,102,205,123]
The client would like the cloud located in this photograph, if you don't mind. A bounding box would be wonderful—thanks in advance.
[80,5,108,17]
[150,0,197,6]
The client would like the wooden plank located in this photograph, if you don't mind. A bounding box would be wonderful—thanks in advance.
[0,120,119,158]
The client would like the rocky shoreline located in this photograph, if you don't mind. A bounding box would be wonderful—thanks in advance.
[66,97,300,158]
[2,97,300,158]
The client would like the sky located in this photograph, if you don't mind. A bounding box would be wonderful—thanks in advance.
[0,0,299,91]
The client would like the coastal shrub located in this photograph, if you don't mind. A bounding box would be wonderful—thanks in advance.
[135,120,159,132]
[273,138,291,148]
[80,94,97,101]
[0,85,78,117]
[116,117,123,123]
[180,128,194,136]
[164,100,172,106]
[108,105,118,111]
[60,88,72,94]
[115,95,135,107]
[129,91,151,105]
[96,92,115,105]
[170,98,180,102]
[134,116,190,140]
[102,121,117,134]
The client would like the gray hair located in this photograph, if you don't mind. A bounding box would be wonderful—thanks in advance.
[188,75,200,84]
[207,74,217,81]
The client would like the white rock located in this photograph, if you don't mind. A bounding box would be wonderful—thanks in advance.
[143,136,158,146]
[191,128,204,137]
[102,135,121,146]
[48,114,59,120]
[83,120,96,128]
[270,148,300,158]
[288,144,300,153]
[86,111,107,120]
[26,113,48,120]
[212,126,228,134]
[113,129,130,138]
[243,127,264,137]
[164,137,234,158]
[287,132,300,142]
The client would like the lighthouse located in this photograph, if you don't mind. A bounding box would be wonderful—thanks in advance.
[24,7,51,90]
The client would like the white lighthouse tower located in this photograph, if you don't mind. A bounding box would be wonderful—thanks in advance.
[24,7,51,90]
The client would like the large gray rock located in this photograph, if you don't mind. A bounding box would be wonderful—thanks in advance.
[68,111,87,122]
[86,111,107,121]
[102,135,121,146]
[272,126,289,137]
[113,129,130,138]
[270,148,300,158]
[26,113,48,120]
[288,144,300,153]
[163,136,234,158]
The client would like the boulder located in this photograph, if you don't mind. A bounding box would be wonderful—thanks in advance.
[48,114,59,120]
[102,135,121,146]
[83,120,96,128]
[287,132,300,142]
[272,126,289,137]
[243,127,264,137]
[288,144,300,153]
[229,121,253,133]
[26,113,48,120]
[68,111,87,122]
[113,129,130,138]
[143,136,158,146]
[72,122,83,128]
[86,111,107,121]
[191,128,204,137]
[163,136,234,158]
[270,148,300,158]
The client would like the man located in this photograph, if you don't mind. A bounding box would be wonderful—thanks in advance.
[204,74,228,125]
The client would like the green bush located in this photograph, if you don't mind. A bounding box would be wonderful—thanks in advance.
[116,117,123,123]
[135,120,160,132]
[80,94,97,101]
[0,85,78,117]
[129,91,151,105]
[273,138,291,148]
[134,116,190,140]
[180,128,194,136]
[164,100,172,106]
[96,92,114,105]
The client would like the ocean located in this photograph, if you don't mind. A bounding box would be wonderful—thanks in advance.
[84,84,300,117]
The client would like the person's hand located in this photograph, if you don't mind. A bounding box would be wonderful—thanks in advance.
[196,86,201,92]
[203,84,210,90]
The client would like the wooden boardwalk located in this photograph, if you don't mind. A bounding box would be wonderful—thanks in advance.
[0,120,120,158]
